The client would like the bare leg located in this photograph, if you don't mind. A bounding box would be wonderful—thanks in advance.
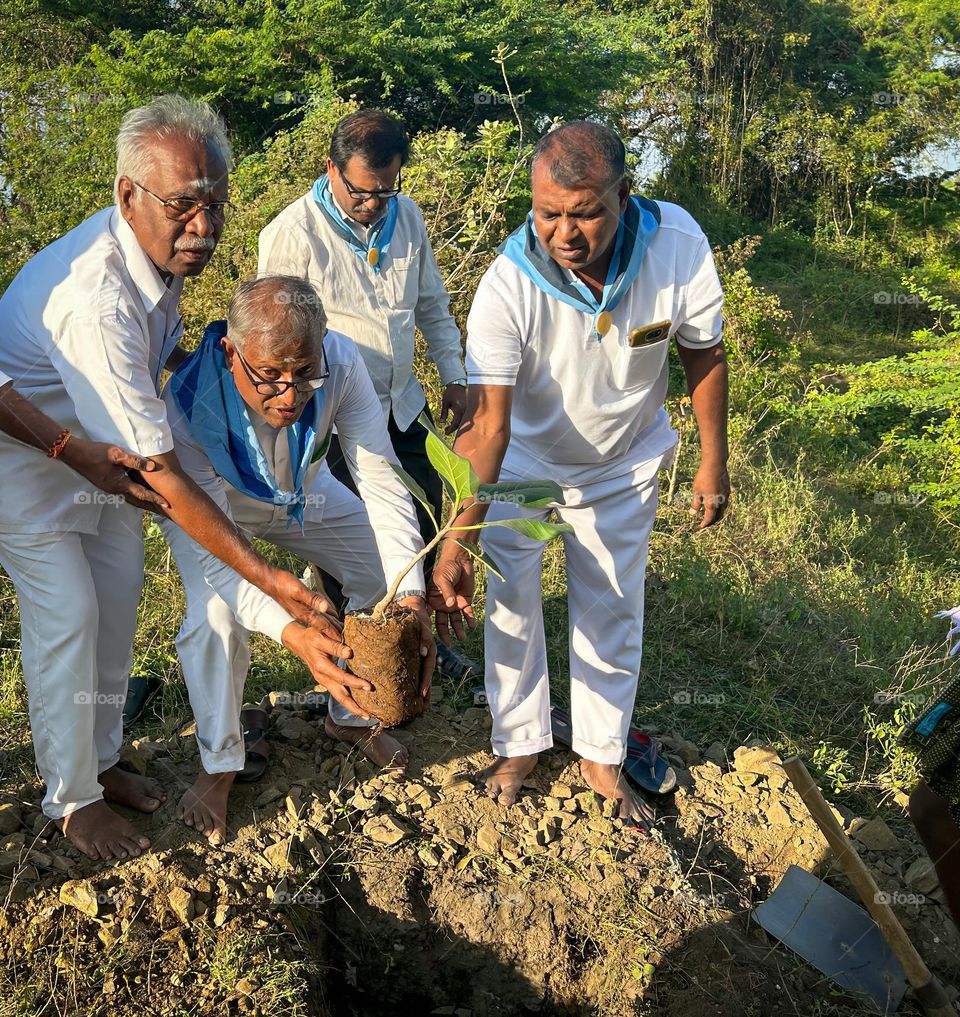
[579,759,654,830]
[176,770,236,846]
[324,714,408,771]
[57,801,151,860]
[477,753,539,806]
[909,781,960,927]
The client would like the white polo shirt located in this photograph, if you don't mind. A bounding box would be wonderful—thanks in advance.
[466,200,723,477]
[161,329,425,641]
[0,207,183,533]
[258,191,465,430]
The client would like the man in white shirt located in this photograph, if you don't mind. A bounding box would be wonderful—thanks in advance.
[258,109,476,678]
[161,275,434,844]
[431,122,730,828]
[0,96,352,862]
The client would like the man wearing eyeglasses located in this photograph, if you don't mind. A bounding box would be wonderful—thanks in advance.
[0,96,347,862]
[258,108,477,679]
[159,275,433,845]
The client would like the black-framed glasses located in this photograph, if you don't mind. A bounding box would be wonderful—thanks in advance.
[235,344,329,396]
[340,167,402,201]
[135,182,236,224]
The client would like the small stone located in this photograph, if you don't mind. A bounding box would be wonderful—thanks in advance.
[905,857,940,895]
[98,923,122,949]
[851,817,899,852]
[351,790,378,811]
[264,839,292,871]
[438,820,468,846]
[213,904,231,927]
[664,733,700,765]
[418,844,442,867]
[277,717,315,743]
[551,783,573,799]
[285,795,304,822]
[254,786,284,809]
[235,977,258,997]
[765,800,793,828]
[59,879,99,917]
[476,824,501,854]
[0,803,21,836]
[362,815,410,846]
[118,743,148,775]
[543,796,563,811]
[167,886,195,925]
[733,745,783,774]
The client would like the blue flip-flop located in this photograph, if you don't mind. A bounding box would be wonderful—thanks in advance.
[549,705,677,796]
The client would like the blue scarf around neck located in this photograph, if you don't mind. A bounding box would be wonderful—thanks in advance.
[311,173,399,274]
[167,320,323,530]
[499,195,661,337]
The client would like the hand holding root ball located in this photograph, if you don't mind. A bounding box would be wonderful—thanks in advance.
[281,616,373,719]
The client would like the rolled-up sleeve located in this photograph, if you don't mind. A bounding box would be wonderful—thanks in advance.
[674,237,724,349]
[54,311,173,454]
[465,265,524,386]
[413,210,465,386]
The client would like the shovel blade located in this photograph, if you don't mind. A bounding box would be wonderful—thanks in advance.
[754,865,908,1014]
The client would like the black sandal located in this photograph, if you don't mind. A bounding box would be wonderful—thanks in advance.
[236,705,270,784]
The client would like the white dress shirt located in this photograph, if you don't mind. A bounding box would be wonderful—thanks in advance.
[257,190,465,430]
[0,207,183,533]
[161,329,426,642]
[465,200,723,475]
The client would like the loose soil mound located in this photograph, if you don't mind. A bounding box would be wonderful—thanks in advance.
[0,701,957,1017]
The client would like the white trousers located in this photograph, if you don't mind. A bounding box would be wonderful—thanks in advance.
[170,474,384,774]
[481,452,662,765]
[0,504,144,818]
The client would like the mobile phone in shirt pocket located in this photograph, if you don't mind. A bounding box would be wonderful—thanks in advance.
[612,319,671,389]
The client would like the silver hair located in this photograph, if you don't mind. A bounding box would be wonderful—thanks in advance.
[226,276,327,356]
[114,94,233,200]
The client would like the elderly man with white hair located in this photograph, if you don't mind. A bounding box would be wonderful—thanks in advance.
[0,96,349,862]
[160,275,433,845]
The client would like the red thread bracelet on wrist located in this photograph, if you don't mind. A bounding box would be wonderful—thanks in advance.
[47,429,72,459]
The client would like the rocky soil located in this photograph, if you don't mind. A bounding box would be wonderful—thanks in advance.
[0,694,958,1017]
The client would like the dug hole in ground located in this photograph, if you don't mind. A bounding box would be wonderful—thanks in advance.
[1,690,958,1017]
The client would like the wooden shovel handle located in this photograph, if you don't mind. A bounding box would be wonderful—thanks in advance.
[783,756,955,1016]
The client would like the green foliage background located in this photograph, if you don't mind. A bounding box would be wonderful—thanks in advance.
[0,0,959,809]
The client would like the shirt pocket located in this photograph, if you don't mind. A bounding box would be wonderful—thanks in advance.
[611,329,670,390]
[382,254,419,309]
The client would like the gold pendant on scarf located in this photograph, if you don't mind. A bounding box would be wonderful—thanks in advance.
[595,310,612,338]
[367,247,380,267]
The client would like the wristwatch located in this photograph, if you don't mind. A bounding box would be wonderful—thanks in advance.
[449,378,467,386]
[394,589,426,601]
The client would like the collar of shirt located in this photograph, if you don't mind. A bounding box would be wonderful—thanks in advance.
[110,206,181,312]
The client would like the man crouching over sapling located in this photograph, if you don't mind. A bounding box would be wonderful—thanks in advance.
[160,275,434,844]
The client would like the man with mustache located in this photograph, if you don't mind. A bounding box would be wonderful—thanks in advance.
[258,109,477,680]
[431,122,729,828]
[160,275,433,845]
[0,96,346,862]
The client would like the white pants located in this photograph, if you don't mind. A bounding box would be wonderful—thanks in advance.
[0,504,144,818]
[481,451,663,765]
[170,475,384,774]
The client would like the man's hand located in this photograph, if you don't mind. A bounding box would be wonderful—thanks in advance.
[61,438,171,511]
[398,595,437,700]
[439,382,468,434]
[689,459,730,529]
[271,569,348,635]
[281,621,370,717]
[427,540,477,644]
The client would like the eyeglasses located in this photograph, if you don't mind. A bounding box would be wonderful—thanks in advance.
[340,168,402,201]
[135,182,236,224]
[235,344,330,396]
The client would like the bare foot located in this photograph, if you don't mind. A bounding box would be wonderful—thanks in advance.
[176,770,235,846]
[99,765,165,813]
[57,800,151,861]
[579,759,655,830]
[478,753,539,806]
[324,715,409,771]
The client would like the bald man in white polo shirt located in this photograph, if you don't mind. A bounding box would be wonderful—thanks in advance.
[431,122,730,827]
